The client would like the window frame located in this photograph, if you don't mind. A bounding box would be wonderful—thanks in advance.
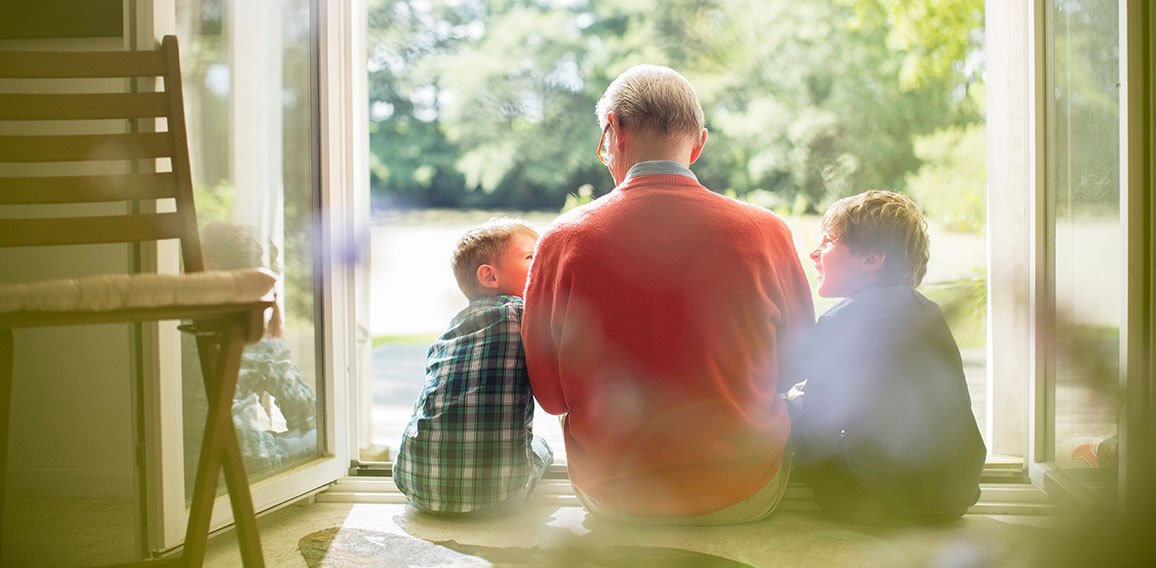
[1022,0,1156,508]
[1117,0,1153,512]
[138,0,363,553]
[340,0,1156,516]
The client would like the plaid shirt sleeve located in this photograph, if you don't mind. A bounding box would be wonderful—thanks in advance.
[393,295,537,513]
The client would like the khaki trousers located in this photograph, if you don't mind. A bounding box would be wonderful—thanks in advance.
[573,454,791,526]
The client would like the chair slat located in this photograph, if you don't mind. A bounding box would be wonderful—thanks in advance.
[0,213,185,247]
[0,50,166,79]
[0,93,169,120]
[0,173,178,204]
[0,132,173,163]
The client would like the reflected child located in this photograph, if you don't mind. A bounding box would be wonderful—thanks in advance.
[182,221,318,488]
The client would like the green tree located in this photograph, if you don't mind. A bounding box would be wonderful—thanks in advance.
[906,122,986,233]
[367,0,482,207]
[366,0,986,216]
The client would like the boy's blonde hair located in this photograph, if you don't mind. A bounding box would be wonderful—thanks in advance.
[821,190,931,287]
[452,217,539,301]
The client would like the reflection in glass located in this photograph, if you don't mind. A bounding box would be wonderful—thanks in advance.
[175,0,322,496]
[1046,0,1120,480]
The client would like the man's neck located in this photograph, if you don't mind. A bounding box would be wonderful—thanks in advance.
[613,139,695,184]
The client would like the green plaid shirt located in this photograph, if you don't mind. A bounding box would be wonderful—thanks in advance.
[394,295,537,513]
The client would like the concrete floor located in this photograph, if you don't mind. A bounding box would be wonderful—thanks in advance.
[197,500,1052,568]
[1,487,1062,567]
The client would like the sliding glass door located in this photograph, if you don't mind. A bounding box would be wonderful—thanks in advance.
[144,0,358,553]
[175,0,323,495]
[1039,0,1122,499]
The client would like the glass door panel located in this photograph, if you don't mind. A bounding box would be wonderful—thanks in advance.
[1044,0,1121,493]
[175,0,323,495]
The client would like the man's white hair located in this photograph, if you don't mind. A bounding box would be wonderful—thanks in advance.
[595,64,705,139]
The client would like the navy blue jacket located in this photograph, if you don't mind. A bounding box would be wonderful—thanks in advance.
[791,284,986,514]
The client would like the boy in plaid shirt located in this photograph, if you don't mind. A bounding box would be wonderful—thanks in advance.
[394,218,553,515]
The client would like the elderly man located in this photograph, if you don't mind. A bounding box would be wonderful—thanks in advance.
[522,64,815,524]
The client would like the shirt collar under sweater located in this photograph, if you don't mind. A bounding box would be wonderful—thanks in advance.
[624,160,698,182]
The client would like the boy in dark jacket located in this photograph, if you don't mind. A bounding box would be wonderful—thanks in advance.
[790,190,986,525]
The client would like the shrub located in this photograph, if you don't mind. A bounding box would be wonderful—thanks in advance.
[906,123,986,233]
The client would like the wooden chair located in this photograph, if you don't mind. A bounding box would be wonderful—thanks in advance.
[0,36,269,567]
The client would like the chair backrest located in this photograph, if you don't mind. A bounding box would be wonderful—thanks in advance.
[0,35,205,273]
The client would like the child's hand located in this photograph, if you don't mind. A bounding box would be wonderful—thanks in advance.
[786,380,807,403]
[266,293,286,338]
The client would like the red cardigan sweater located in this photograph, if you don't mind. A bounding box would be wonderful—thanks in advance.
[522,173,814,516]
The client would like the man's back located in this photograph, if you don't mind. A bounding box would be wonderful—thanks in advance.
[523,171,814,516]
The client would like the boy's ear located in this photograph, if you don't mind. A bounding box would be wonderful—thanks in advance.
[476,264,500,290]
[860,250,886,274]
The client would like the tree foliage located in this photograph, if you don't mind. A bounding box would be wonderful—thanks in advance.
[367,0,984,216]
[906,122,986,233]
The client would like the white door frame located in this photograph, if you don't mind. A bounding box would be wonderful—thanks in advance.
[136,0,366,553]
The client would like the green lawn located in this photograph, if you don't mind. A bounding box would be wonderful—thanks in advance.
[920,275,987,349]
[372,333,440,348]
[370,211,987,351]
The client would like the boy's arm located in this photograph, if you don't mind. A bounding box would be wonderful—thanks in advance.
[521,228,568,415]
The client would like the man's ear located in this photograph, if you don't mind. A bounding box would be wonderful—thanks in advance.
[476,264,500,290]
[607,111,628,154]
[860,250,886,274]
[689,128,708,164]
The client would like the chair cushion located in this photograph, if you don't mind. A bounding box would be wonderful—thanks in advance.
[0,268,277,314]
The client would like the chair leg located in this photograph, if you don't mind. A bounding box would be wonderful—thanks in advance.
[216,350,264,567]
[182,333,227,567]
[0,328,12,562]
[183,319,264,568]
